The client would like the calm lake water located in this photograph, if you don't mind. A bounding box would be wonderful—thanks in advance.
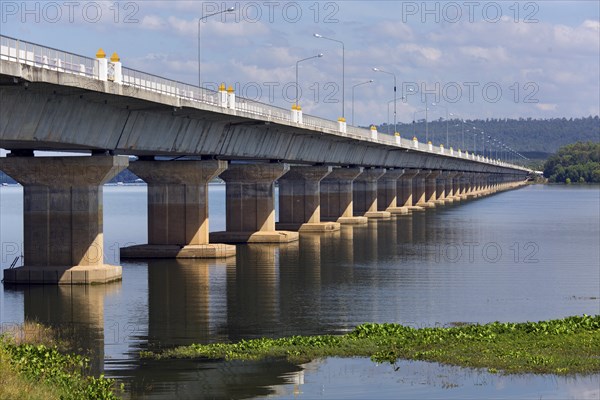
[1,184,599,399]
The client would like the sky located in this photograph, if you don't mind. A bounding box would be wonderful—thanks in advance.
[1,0,599,129]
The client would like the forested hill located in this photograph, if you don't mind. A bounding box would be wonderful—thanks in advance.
[379,115,599,158]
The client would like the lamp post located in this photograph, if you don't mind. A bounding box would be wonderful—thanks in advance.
[412,109,427,139]
[295,54,323,108]
[387,97,406,134]
[198,6,235,88]
[314,33,345,119]
[373,67,397,134]
[351,79,373,126]
[450,113,465,150]
[432,102,449,147]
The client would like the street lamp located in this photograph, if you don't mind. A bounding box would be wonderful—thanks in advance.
[450,113,465,150]
[432,102,449,147]
[351,79,373,126]
[412,109,427,139]
[198,6,235,88]
[314,33,345,119]
[373,67,397,134]
[295,53,324,108]
[387,97,407,134]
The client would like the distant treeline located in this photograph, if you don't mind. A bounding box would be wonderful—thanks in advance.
[378,115,599,158]
[543,142,600,183]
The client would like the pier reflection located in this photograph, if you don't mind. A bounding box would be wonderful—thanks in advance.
[14,283,121,374]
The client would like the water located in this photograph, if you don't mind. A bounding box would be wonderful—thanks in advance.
[1,184,599,399]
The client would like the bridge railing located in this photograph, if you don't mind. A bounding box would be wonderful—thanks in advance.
[121,66,221,106]
[0,35,97,78]
[235,96,292,122]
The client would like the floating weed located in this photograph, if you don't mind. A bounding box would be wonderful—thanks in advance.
[143,315,600,376]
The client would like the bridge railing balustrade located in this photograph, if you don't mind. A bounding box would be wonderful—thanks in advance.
[1,35,97,78]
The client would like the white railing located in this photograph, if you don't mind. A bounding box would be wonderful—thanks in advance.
[0,34,526,171]
[0,35,97,78]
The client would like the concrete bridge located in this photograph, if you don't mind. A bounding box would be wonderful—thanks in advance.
[0,35,530,285]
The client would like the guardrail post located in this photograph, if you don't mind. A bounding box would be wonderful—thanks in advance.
[440,144,445,154]
[110,52,122,84]
[218,83,227,107]
[291,104,298,123]
[395,132,401,145]
[297,105,303,124]
[458,149,462,157]
[428,141,433,151]
[338,117,347,134]
[370,125,377,140]
[96,48,107,81]
[450,147,454,156]
[227,85,236,109]
[412,137,419,149]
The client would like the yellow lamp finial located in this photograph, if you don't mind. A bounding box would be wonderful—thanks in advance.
[96,48,106,58]
[227,85,234,93]
[110,52,120,62]
[219,83,226,91]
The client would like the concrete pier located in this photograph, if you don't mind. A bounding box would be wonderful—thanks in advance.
[443,172,457,203]
[434,171,447,206]
[210,163,299,243]
[1,156,127,284]
[398,169,423,211]
[321,167,368,225]
[276,166,340,232]
[353,168,391,219]
[425,170,441,206]
[120,160,235,258]
[414,170,435,208]
[451,172,464,201]
[377,169,409,215]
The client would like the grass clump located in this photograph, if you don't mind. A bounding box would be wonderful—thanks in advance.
[0,323,120,400]
[141,315,600,375]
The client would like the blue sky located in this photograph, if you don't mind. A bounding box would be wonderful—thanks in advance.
[1,0,599,128]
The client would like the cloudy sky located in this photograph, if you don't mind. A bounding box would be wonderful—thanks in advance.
[1,0,599,127]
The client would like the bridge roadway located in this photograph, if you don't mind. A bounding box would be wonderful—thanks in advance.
[0,35,530,285]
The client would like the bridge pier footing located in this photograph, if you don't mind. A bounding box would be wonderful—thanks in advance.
[210,163,299,243]
[377,169,409,215]
[414,170,436,208]
[320,168,368,225]
[1,156,127,285]
[397,169,424,212]
[120,160,236,258]
[276,166,340,232]
[354,168,391,219]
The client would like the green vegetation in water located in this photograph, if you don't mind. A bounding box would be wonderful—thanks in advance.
[0,323,121,400]
[543,141,600,183]
[141,315,600,376]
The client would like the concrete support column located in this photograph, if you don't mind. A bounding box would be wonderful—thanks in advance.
[414,170,435,208]
[443,172,458,203]
[276,166,340,232]
[1,156,127,284]
[321,167,368,225]
[425,170,441,207]
[211,163,299,243]
[466,173,478,199]
[398,169,423,211]
[353,168,390,219]
[434,171,447,205]
[120,160,235,258]
[377,169,409,215]
[461,173,473,199]
[477,174,489,196]
[451,172,463,201]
